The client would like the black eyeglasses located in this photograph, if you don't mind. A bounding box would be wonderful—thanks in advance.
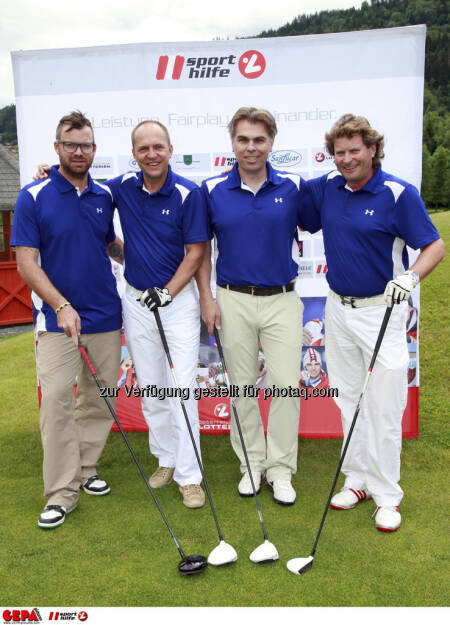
[57,141,95,154]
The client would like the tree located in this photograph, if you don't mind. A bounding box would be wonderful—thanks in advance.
[430,145,449,209]
[0,104,17,143]
[421,145,433,206]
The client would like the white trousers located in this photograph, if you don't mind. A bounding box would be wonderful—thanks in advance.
[122,287,202,486]
[325,294,408,507]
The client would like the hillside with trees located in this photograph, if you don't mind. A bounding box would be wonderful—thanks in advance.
[256,0,449,209]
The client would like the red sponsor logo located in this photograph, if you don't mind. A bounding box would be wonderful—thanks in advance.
[315,152,325,163]
[214,403,230,419]
[238,50,266,79]
[316,264,328,274]
[78,613,88,622]
[213,154,236,169]
[155,51,266,80]
[156,55,185,80]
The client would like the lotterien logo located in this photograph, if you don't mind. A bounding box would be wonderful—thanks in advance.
[274,198,283,203]
[155,50,266,81]
[96,208,103,214]
[162,209,170,215]
[365,210,374,215]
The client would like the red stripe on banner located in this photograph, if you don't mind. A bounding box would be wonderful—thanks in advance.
[172,55,185,79]
[156,56,169,80]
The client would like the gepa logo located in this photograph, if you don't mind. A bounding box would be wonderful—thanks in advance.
[3,609,42,623]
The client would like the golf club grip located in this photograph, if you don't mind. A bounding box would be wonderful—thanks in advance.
[153,309,173,365]
[79,345,96,376]
[213,327,226,366]
[368,305,393,371]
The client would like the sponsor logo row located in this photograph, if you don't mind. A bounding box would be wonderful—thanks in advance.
[90,149,334,177]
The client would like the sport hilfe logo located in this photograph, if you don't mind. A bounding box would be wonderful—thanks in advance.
[156,50,266,80]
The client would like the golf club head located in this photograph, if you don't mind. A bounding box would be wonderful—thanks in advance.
[178,555,208,575]
[208,540,238,566]
[286,555,314,575]
[249,539,279,564]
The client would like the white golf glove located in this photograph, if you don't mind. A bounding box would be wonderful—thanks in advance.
[138,287,172,311]
[384,270,419,307]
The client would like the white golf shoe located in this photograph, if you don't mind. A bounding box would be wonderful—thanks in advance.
[374,506,401,532]
[238,471,262,497]
[330,488,371,510]
[268,480,296,505]
[38,503,77,529]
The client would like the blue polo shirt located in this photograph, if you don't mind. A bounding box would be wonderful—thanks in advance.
[202,162,310,287]
[11,166,122,333]
[106,167,208,291]
[302,167,440,297]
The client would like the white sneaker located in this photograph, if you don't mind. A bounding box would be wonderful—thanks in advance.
[268,480,296,506]
[330,488,371,510]
[238,471,262,496]
[38,504,77,529]
[374,506,401,532]
[82,475,111,496]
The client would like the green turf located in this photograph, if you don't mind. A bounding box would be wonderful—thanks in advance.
[1,212,449,607]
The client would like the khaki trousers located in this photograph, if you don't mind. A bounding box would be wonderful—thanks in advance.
[216,287,303,481]
[37,330,121,509]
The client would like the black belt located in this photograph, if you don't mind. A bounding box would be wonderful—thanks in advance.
[218,283,295,296]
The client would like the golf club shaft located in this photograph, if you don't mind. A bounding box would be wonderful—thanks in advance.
[214,327,269,542]
[153,309,225,542]
[78,343,187,560]
[309,305,393,558]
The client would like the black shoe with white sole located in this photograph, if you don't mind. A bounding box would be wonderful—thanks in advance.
[38,504,76,529]
[82,475,111,496]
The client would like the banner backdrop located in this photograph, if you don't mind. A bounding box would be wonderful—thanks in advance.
[12,25,425,437]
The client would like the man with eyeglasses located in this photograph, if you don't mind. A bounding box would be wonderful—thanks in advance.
[11,111,122,530]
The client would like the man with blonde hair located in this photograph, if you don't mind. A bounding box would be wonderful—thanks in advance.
[302,114,445,531]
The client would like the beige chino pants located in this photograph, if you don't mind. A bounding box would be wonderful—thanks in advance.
[37,330,121,509]
[216,287,303,482]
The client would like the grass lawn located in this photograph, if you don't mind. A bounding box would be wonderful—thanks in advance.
[1,212,448,609]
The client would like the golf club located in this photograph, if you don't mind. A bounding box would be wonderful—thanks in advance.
[287,305,393,575]
[78,342,208,576]
[213,327,279,565]
[153,309,238,567]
